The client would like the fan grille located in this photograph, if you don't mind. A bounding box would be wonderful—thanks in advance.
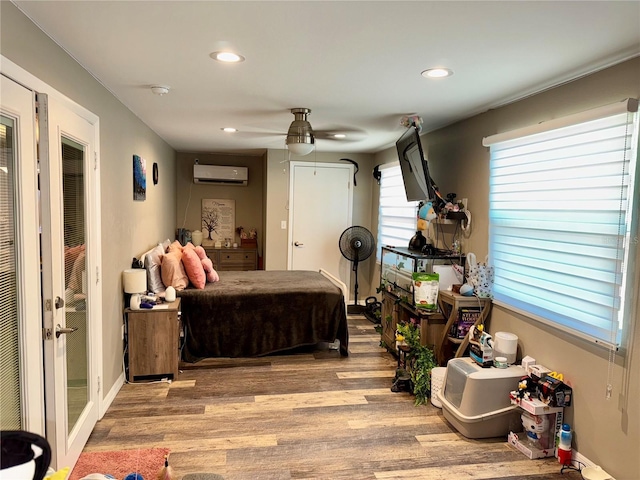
[339,226,375,262]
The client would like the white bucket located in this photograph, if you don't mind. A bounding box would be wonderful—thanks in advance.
[494,332,518,364]
[430,367,447,408]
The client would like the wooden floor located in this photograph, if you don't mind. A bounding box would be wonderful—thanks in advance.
[84,316,582,480]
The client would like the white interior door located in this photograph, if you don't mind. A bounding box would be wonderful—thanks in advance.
[0,74,45,435]
[288,162,352,282]
[39,93,100,469]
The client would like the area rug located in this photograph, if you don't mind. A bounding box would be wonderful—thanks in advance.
[69,447,169,480]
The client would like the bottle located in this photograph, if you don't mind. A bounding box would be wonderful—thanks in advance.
[557,423,572,465]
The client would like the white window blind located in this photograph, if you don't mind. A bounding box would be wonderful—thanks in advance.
[377,163,417,261]
[484,99,638,348]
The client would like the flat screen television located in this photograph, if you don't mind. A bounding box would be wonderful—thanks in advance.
[395,126,437,203]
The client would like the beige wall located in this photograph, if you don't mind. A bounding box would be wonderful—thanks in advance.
[1,3,177,397]
[369,57,640,479]
[265,150,376,294]
[176,152,266,258]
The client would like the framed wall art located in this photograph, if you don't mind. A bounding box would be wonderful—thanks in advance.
[201,199,235,244]
[133,154,146,201]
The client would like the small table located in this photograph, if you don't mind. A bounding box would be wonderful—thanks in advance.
[436,291,491,365]
[125,299,181,382]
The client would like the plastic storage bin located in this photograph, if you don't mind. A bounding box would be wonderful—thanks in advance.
[437,357,525,438]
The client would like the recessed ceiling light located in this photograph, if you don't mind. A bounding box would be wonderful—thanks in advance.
[210,51,245,63]
[221,127,237,133]
[421,68,453,79]
[333,134,347,139]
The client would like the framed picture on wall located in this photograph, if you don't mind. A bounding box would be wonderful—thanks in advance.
[201,199,235,244]
[133,154,146,201]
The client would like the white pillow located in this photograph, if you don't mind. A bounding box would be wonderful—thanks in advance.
[145,244,166,294]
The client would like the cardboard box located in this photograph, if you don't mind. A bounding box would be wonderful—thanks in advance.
[508,431,557,459]
[537,375,572,407]
[528,364,551,382]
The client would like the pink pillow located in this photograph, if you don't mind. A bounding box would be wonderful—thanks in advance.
[201,257,219,283]
[68,251,85,292]
[64,244,85,287]
[182,247,206,289]
[160,251,188,291]
[194,245,207,260]
[183,242,195,250]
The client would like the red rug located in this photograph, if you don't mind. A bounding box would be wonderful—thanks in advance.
[69,447,169,480]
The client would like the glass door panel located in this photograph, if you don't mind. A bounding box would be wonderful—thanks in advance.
[0,114,21,430]
[61,136,88,434]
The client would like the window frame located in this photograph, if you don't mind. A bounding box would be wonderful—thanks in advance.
[376,162,418,262]
[484,99,639,348]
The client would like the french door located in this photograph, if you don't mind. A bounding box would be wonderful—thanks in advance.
[39,92,100,469]
[1,58,102,471]
[0,74,44,435]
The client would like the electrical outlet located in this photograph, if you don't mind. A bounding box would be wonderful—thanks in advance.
[121,324,125,340]
[281,220,287,229]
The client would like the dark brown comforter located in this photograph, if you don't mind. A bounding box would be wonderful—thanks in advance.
[178,270,349,361]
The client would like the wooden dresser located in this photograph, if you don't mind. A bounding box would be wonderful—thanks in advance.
[204,246,258,271]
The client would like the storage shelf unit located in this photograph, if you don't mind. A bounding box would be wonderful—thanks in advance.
[380,290,446,354]
[436,290,491,365]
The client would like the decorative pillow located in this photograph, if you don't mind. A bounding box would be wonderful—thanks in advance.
[160,238,171,251]
[182,247,206,289]
[201,257,220,283]
[167,240,183,253]
[64,244,85,287]
[144,244,166,294]
[194,245,207,260]
[183,242,195,251]
[160,251,188,291]
[68,251,85,292]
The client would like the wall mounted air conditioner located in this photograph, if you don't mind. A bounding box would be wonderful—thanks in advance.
[193,164,248,185]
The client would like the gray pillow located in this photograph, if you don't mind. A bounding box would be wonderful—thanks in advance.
[145,244,166,294]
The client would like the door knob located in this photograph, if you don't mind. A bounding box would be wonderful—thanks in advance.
[54,296,65,309]
[294,241,304,247]
[55,325,78,338]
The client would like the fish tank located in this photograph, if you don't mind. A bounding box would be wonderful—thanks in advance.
[380,246,465,303]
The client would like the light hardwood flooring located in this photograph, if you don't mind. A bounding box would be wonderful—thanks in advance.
[83,316,582,480]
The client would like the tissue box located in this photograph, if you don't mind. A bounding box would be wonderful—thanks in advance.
[537,375,572,407]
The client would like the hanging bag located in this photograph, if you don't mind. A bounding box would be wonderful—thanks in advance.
[466,254,494,298]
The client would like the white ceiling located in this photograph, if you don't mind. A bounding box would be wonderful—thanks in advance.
[15,1,640,155]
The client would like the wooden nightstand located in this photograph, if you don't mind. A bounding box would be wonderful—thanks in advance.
[125,298,181,382]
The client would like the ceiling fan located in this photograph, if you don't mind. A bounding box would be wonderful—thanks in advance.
[236,107,366,153]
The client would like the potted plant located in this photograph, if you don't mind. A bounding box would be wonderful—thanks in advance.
[395,320,438,406]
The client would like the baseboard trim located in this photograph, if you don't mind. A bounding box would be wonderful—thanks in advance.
[99,372,125,419]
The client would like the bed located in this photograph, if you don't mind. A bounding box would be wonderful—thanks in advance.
[177,269,349,361]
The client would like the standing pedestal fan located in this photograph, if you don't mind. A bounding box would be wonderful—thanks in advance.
[339,226,376,315]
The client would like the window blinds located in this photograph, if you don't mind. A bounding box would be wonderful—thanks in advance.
[484,99,638,347]
[376,163,418,261]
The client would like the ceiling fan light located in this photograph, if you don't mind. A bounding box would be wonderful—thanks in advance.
[287,141,315,156]
[286,108,315,156]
